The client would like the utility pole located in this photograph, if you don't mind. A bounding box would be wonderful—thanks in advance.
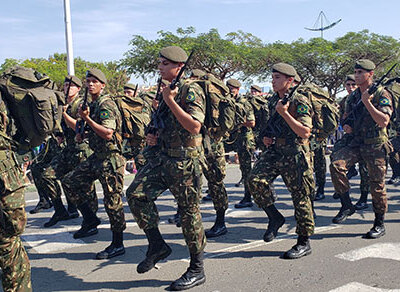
[64,0,75,75]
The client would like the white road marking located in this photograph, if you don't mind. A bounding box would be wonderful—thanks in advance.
[336,243,400,262]
[329,282,400,292]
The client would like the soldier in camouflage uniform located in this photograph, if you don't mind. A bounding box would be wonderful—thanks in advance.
[0,92,32,291]
[63,69,126,259]
[248,63,315,259]
[330,59,392,239]
[40,76,98,228]
[126,46,206,291]
[224,79,256,209]
[248,84,268,152]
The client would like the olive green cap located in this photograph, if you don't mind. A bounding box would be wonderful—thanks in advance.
[161,79,170,86]
[86,68,107,84]
[65,75,82,87]
[191,69,206,78]
[355,59,376,71]
[159,46,188,63]
[345,74,355,82]
[251,85,262,92]
[272,62,297,77]
[226,79,241,88]
[124,83,137,90]
[294,73,301,83]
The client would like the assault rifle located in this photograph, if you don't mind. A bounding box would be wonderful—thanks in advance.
[261,83,301,139]
[75,87,89,136]
[343,63,397,128]
[133,84,138,97]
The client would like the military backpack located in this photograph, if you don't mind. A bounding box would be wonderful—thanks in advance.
[0,66,64,148]
[380,77,400,130]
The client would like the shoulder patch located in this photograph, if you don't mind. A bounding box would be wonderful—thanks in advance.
[379,97,390,106]
[186,91,196,102]
[297,104,309,114]
[99,110,110,119]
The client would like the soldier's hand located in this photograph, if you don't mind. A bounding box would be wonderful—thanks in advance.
[162,86,178,106]
[263,137,273,147]
[75,133,83,143]
[276,100,289,116]
[343,124,353,134]
[152,99,159,110]
[146,133,157,146]
[78,104,90,121]
[62,105,69,113]
[361,89,373,105]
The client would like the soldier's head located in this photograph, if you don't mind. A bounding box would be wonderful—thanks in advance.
[158,46,188,82]
[86,69,107,98]
[250,85,262,96]
[64,75,82,99]
[271,63,296,94]
[354,59,375,87]
[344,74,357,94]
[226,79,241,96]
[124,83,137,97]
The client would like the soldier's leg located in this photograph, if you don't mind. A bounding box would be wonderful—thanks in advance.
[248,150,282,242]
[313,141,327,201]
[355,159,370,210]
[361,146,388,238]
[330,146,359,223]
[203,154,228,238]
[29,161,52,214]
[235,146,254,208]
[0,188,32,292]
[126,156,170,274]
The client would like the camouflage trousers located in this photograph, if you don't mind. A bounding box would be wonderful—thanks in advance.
[389,136,400,177]
[63,152,126,232]
[41,145,98,213]
[313,139,327,189]
[248,146,315,237]
[1,152,31,292]
[126,153,206,254]
[203,141,228,211]
[237,145,254,197]
[330,143,390,214]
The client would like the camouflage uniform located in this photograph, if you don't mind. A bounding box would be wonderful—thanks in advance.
[63,94,126,233]
[311,136,327,196]
[248,94,268,151]
[41,96,98,213]
[248,91,315,237]
[0,95,32,292]
[126,81,206,254]
[330,87,393,214]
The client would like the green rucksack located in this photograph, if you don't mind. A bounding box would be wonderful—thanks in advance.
[298,83,339,139]
[0,66,64,148]
[380,77,400,129]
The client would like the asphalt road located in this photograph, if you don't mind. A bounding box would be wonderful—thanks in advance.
[3,159,400,292]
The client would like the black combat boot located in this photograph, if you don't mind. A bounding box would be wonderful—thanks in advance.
[283,235,312,259]
[66,196,79,219]
[314,185,325,201]
[29,196,52,214]
[73,202,101,239]
[366,213,386,239]
[388,163,400,184]
[235,177,243,187]
[96,231,125,259]
[332,192,340,200]
[234,192,253,209]
[346,165,358,179]
[263,204,285,242]
[137,227,172,273]
[205,209,227,238]
[168,207,182,228]
[332,192,355,224]
[169,251,206,291]
[202,193,213,201]
[354,191,369,210]
[44,198,71,228]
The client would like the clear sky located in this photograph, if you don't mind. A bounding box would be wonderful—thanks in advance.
[1,0,399,84]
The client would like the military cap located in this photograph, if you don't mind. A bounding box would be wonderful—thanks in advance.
[345,74,355,82]
[161,79,170,86]
[191,69,206,78]
[86,68,107,84]
[65,75,82,87]
[159,46,188,63]
[124,83,137,90]
[226,79,241,88]
[294,73,301,83]
[251,85,262,92]
[272,63,297,77]
[355,59,376,71]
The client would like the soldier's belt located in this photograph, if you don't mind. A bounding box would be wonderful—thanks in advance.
[274,138,309,147]
[162,146,202,158]
[94,150,120,160]
[168,136,202,148]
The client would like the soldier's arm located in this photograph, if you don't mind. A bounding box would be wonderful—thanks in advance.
[361,89,391,128]
[79,105,114,141]
[62,107,77,130]
[276,100,311,139]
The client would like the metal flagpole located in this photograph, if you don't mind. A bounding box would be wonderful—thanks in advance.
[64,0,75,75]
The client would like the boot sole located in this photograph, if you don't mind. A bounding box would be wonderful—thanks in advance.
[170,275,206,291]
[96,248,125,260]
[137,245,172,274]
[264,218,285,242]
[365,230,386,239]
[205,228,228,238]
[283,249,312,259]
